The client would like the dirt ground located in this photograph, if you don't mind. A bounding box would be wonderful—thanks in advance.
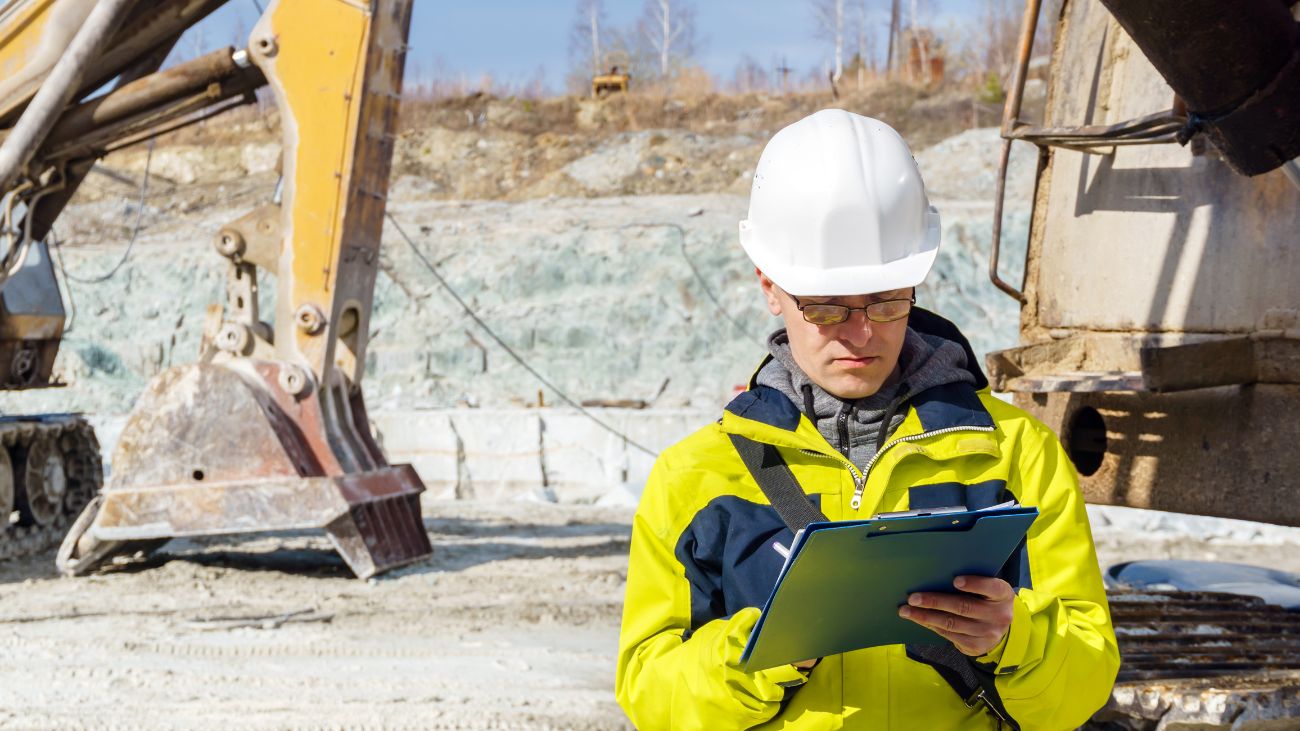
[1,500,1299,729]
[0,501,635,731]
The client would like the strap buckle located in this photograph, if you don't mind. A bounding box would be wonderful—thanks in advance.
[966,688,1013,726]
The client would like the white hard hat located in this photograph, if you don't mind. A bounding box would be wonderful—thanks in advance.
[739,109,941,296]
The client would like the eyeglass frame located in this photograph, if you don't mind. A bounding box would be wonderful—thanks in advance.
[787,292,917,325]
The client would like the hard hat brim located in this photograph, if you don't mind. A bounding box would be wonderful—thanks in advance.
[739,218,941,297]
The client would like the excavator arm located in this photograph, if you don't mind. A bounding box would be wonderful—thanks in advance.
[0,0,430,577]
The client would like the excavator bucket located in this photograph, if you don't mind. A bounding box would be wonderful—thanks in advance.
[58,362,431,578]
[53,0,429,578]
[9,0,432,578]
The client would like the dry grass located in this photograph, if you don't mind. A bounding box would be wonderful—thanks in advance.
[86,80,1003,206]
[148,80,992,154]
[395,80,984,150]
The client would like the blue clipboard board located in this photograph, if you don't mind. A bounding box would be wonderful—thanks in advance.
[741,506,1039,672]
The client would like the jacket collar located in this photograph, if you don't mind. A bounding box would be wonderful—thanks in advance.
[909,382,996,431]
[721,384,831,453]
[740,351,993,429]
[738,304,995,439]
[723,371,995,452]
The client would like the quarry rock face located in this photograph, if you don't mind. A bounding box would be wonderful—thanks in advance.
[0,127,1035,498]
[16,201,1028,408]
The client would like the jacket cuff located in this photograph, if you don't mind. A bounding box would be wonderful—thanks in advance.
[978,594,1031,674]
[759,663,809,689]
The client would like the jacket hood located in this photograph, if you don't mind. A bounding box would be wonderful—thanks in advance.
[747,306,988,395]
[727,308,994,464]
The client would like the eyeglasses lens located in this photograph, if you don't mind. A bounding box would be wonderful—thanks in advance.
[800,300,912,325]
[802,305,848,325]
[868,300,911,322]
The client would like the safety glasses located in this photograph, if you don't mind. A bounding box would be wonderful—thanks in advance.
[789,294,916,326]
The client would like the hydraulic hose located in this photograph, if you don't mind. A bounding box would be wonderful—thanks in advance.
[0,0,137,192]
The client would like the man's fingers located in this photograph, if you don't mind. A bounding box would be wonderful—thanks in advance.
[901,577,1015,656]
[898,605,990,637]
[906,591,1003,621]
[953,575,1016,601]
[899,607,1006,656]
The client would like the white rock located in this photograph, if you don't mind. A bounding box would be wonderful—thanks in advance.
[240,143,280,176]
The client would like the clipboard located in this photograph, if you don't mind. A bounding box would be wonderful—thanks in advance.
[741,506,1039,672]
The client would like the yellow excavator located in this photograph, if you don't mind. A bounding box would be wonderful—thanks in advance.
[0,0,430,578]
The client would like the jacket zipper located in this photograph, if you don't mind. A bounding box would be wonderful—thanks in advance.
[836,404,852,460]
[797,448,866,505]
[849,425,997,511]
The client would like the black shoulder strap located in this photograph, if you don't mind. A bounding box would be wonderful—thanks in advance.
[727,432,1019,729]
[727,433,827,530]
[906,644,1019,730]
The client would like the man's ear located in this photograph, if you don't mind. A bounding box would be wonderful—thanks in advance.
[757,269,783,316]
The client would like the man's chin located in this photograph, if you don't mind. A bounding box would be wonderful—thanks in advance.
[819,374,883,401]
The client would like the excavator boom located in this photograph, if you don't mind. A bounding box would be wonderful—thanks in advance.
[0,0,431,577]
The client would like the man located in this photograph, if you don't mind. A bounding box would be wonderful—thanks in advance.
[615,110,1119,730]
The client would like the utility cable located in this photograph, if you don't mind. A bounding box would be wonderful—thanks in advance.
[385,210,658,459]
[62,138,154,284]
[618,222,758,341]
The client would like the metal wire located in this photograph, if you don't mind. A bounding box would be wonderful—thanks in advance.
[0,173,69,292]
[62,138,154,284]
[0,180,36,287]
[385,210,659,459]
[617,221,758,341]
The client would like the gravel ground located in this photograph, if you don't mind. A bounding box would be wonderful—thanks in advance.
[1,499,1298,730]
[0,502,635,731]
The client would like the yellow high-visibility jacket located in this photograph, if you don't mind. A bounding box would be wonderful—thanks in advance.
[616,363,1119,730]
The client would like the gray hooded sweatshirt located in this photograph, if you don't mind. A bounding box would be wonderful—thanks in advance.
[754,327,976,470]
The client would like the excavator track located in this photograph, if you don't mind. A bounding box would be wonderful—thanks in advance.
[0,416,101,563]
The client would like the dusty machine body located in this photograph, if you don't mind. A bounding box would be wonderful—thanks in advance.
[990,0,1300,528]
[986,0,1300,723]
[0,0,431,577]
[591,68,630,98]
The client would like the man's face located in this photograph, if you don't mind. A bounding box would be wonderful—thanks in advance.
[759,271,912,400]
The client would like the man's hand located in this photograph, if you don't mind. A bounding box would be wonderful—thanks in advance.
[897,575,1016,657]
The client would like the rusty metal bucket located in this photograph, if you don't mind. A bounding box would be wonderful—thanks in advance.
[57,361,431,578]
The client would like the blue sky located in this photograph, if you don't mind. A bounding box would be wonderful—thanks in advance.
[192,0,986,93]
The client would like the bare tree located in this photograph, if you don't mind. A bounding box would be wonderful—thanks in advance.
[810,0,845,81]
[638,0,697,80]
[852,0,871,88]
[977,0,1020,83]
[903,0,939,82]
[569,0,609,75]
[909,0,926,81]
[731,55,769,93]
[525,65,550,99]
[886,0,900,76]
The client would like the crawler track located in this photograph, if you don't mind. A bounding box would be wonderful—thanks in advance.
[0,415,101,562]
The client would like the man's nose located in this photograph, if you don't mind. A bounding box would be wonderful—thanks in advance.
[839,310,874,347]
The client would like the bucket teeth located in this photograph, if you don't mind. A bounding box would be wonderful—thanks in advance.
[327,492,430,579]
